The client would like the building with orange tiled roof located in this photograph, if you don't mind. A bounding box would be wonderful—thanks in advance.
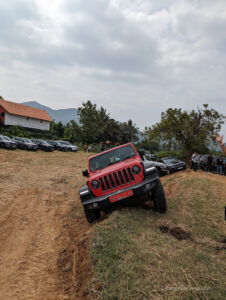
[0,99,52,131]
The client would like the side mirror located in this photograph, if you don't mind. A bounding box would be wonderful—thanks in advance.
[138,149,145,160]
[82,169,89,177]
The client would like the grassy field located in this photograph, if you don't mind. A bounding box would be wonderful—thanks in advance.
[90,171,226,300]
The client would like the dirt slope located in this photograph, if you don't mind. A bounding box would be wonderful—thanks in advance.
[0,149,92,300]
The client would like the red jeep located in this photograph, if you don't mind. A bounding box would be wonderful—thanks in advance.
[79,143,167,223]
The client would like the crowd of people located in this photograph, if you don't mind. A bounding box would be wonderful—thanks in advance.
[190,134,226,175]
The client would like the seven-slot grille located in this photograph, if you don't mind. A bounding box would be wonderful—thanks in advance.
[99,167,135,191]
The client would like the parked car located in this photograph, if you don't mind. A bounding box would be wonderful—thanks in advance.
[0,135,17,150]
[79,143,167,223]
[143,153,169,176]
[145,153,156,161]
[12,137,38,151]
[47,140,68,151]
[31,139,54,152]
[157,157,186,173]
[57,141,78,152]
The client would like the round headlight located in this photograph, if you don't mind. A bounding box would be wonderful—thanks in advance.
[91,180,100,189]
[132,165,141,175]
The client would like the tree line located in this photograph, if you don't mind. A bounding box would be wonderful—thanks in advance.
[0,97,225,159]
[0,100,139,146]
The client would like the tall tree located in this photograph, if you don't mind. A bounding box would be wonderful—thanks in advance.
[146,105,225,160]
[78,101,110,144]
[103,119,121,143]
[119,120,139,143]
[50,121,65,138]
[64,120,81,143]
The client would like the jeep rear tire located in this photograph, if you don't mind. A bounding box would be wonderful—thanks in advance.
[84,208,101,223]
[151,181,167,213]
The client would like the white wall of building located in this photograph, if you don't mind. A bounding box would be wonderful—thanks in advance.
[4,112,50,131]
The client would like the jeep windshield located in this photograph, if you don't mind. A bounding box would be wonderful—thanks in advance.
[89,145,137,171]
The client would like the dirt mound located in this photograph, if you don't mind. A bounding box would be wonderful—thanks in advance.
[158,223,192,240]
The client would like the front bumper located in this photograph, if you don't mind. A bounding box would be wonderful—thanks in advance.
[81,174,159,211]
[27,145,38,150]
[160,168,169,176]
[168,164,186,172]
[5,143,16,149]
[41,146,54,152]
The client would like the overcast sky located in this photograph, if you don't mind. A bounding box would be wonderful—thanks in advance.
[0,0,225,134]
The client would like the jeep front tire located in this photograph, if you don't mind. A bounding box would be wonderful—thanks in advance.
[151,181,167,213]
[84,207,101,223]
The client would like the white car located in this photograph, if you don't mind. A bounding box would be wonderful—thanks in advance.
[57,141,78,152]
[143,154,169,176]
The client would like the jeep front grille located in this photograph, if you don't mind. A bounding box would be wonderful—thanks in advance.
[99,168,135,191]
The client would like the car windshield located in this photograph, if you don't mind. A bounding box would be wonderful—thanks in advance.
[23,138,32,143]
[1,136,11,141]
[163,158,179,163]
[40,140,49,145]
[61,141,70,145]
[89,145,136,171]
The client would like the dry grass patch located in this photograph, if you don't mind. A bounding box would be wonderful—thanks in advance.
[90,171,226,300]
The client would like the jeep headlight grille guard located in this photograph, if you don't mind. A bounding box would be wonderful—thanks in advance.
[98,167,136,192]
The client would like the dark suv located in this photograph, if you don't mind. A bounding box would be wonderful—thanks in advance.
[0,135,17,150]
[157,157,186,173]
[47,140,68,151]
[12,137,38,151]
[31,139,54,152]
[79,143,167,223]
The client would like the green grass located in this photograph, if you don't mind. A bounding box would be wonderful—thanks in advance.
[90,175,226,299]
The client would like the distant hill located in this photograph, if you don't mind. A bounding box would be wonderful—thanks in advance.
[21,101,79,125]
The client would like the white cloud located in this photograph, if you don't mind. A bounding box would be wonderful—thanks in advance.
[0,0,225,135]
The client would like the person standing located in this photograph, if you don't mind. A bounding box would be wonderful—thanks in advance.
[192,152,200,172]
[207,154,213,172]
[190,152,195,170]
[216,157,223,175]
[83,144,87,152]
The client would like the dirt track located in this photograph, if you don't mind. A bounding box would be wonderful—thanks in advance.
[0,149,93,300]
[1,149,225,300]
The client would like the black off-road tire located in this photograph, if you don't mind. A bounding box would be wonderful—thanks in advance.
[84,208,101,223]
[151,181,167,213]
